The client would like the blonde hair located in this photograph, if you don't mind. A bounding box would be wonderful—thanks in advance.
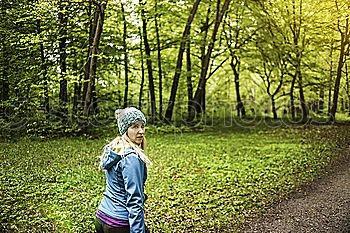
[101,133,152,167]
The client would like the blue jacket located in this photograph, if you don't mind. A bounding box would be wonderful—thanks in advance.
[98,145,147,233]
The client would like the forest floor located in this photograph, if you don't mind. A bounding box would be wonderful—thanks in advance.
[239,146,350,233]
[2,123,350,232]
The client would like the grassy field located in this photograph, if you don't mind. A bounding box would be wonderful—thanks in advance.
[0,122,349,232]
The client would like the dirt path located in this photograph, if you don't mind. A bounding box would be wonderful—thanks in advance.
[240,148,350,233]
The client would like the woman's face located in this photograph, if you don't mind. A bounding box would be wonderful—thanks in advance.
[127,121,145,145]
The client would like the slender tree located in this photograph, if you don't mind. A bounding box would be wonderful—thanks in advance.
[139,26,146,110]
[164,0,201,122]
[186,40,194,121]
[37,19,50,117]
[345,63,350,116]
[58,0,68,117]
[224,1,260,117]
[0,0,9,119]
[330,1,350,122]
[84,0,108,117]
[155,0,163,117]
[327,40,335,115]
[256,41,286,119]
[121,3,129,108]
[83,0,96,111]
[140,0,157,120]
[191,0,231,116]
[290,0,308,122]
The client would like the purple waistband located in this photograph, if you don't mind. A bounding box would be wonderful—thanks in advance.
[96,210,129,228]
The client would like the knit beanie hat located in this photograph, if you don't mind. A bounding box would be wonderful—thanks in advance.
[115,107,147,135]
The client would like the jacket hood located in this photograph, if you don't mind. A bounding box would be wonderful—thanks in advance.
[100,145,134,170]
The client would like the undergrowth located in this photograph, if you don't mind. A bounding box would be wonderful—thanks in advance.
[0,123,349,232]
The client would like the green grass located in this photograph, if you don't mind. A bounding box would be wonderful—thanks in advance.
[0,123,349,232]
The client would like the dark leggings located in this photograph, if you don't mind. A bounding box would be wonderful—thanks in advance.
[94,217,130,233]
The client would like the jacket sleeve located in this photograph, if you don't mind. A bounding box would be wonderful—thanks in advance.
[121,153,146,233]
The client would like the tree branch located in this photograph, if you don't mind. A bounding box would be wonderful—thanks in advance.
[207,58,229,80]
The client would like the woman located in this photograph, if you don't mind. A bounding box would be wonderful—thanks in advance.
[95,107,151,233]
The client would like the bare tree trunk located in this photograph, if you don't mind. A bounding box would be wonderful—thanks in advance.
[121,3,129,108]
[155,0,163,117]
[0,1,8,111]
[72,58,81,118]
[297,65,308,122]
[330,17,349,122]
[199,7,210,113]
[291,0,308,122]
[139,26,145,110]
[186,40,194,121]
[345,64,350,116]
[164,0,201,122]
[83,1,96,110]
[73,81,82,117]
[83,1,108,117]
[271,96,277,119]
[0,72,9,116]
[289,0,298,121]
[186,6,209,121]
[0,78,9,119]
[37,19,50,118]
[140,0,157,120]
[192,0,231,116]
[327,40,334,116]
[319,86,324,113]
[286,0,307,121]
[290,75,296,120]
[230,56,246,117]
[265,74,283,120]
[58,1,68,117]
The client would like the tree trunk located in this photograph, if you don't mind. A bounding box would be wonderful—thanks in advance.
[230,56,246,117]
[290,0,307,122]
[186,7,210,120]
[262,61,284,121]
[319,86,324,113]
[58,2,68,117]
[192,0,231,116]
[0,1,8,111]
[73,81,81,118]
[345,64,350,116]
[290,74,296,120]
[186,40,194,121]
[139,27,145,110]
[330,17,349,122]
[72,59,81,118]
[155,0,163,117]
[121,3,129,108]
[37,19,49,117]
[140,0,157,120]
[298,66,308,122]
[83,1,108,117]
[83,1,96,111]
[164,0,201,122]
[271,96,277,119]
[328,41,334,116]
[0,50,9,120]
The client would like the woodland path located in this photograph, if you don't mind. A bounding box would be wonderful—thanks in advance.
[239,147,350,233]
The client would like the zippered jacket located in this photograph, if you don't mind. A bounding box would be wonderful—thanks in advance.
[98,145,147,233]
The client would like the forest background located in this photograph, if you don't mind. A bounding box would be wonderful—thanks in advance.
[1,0,350,135]
[2,0,350,232]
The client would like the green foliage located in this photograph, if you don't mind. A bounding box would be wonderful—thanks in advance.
[0,124,348,232]
[1,0,350,133]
